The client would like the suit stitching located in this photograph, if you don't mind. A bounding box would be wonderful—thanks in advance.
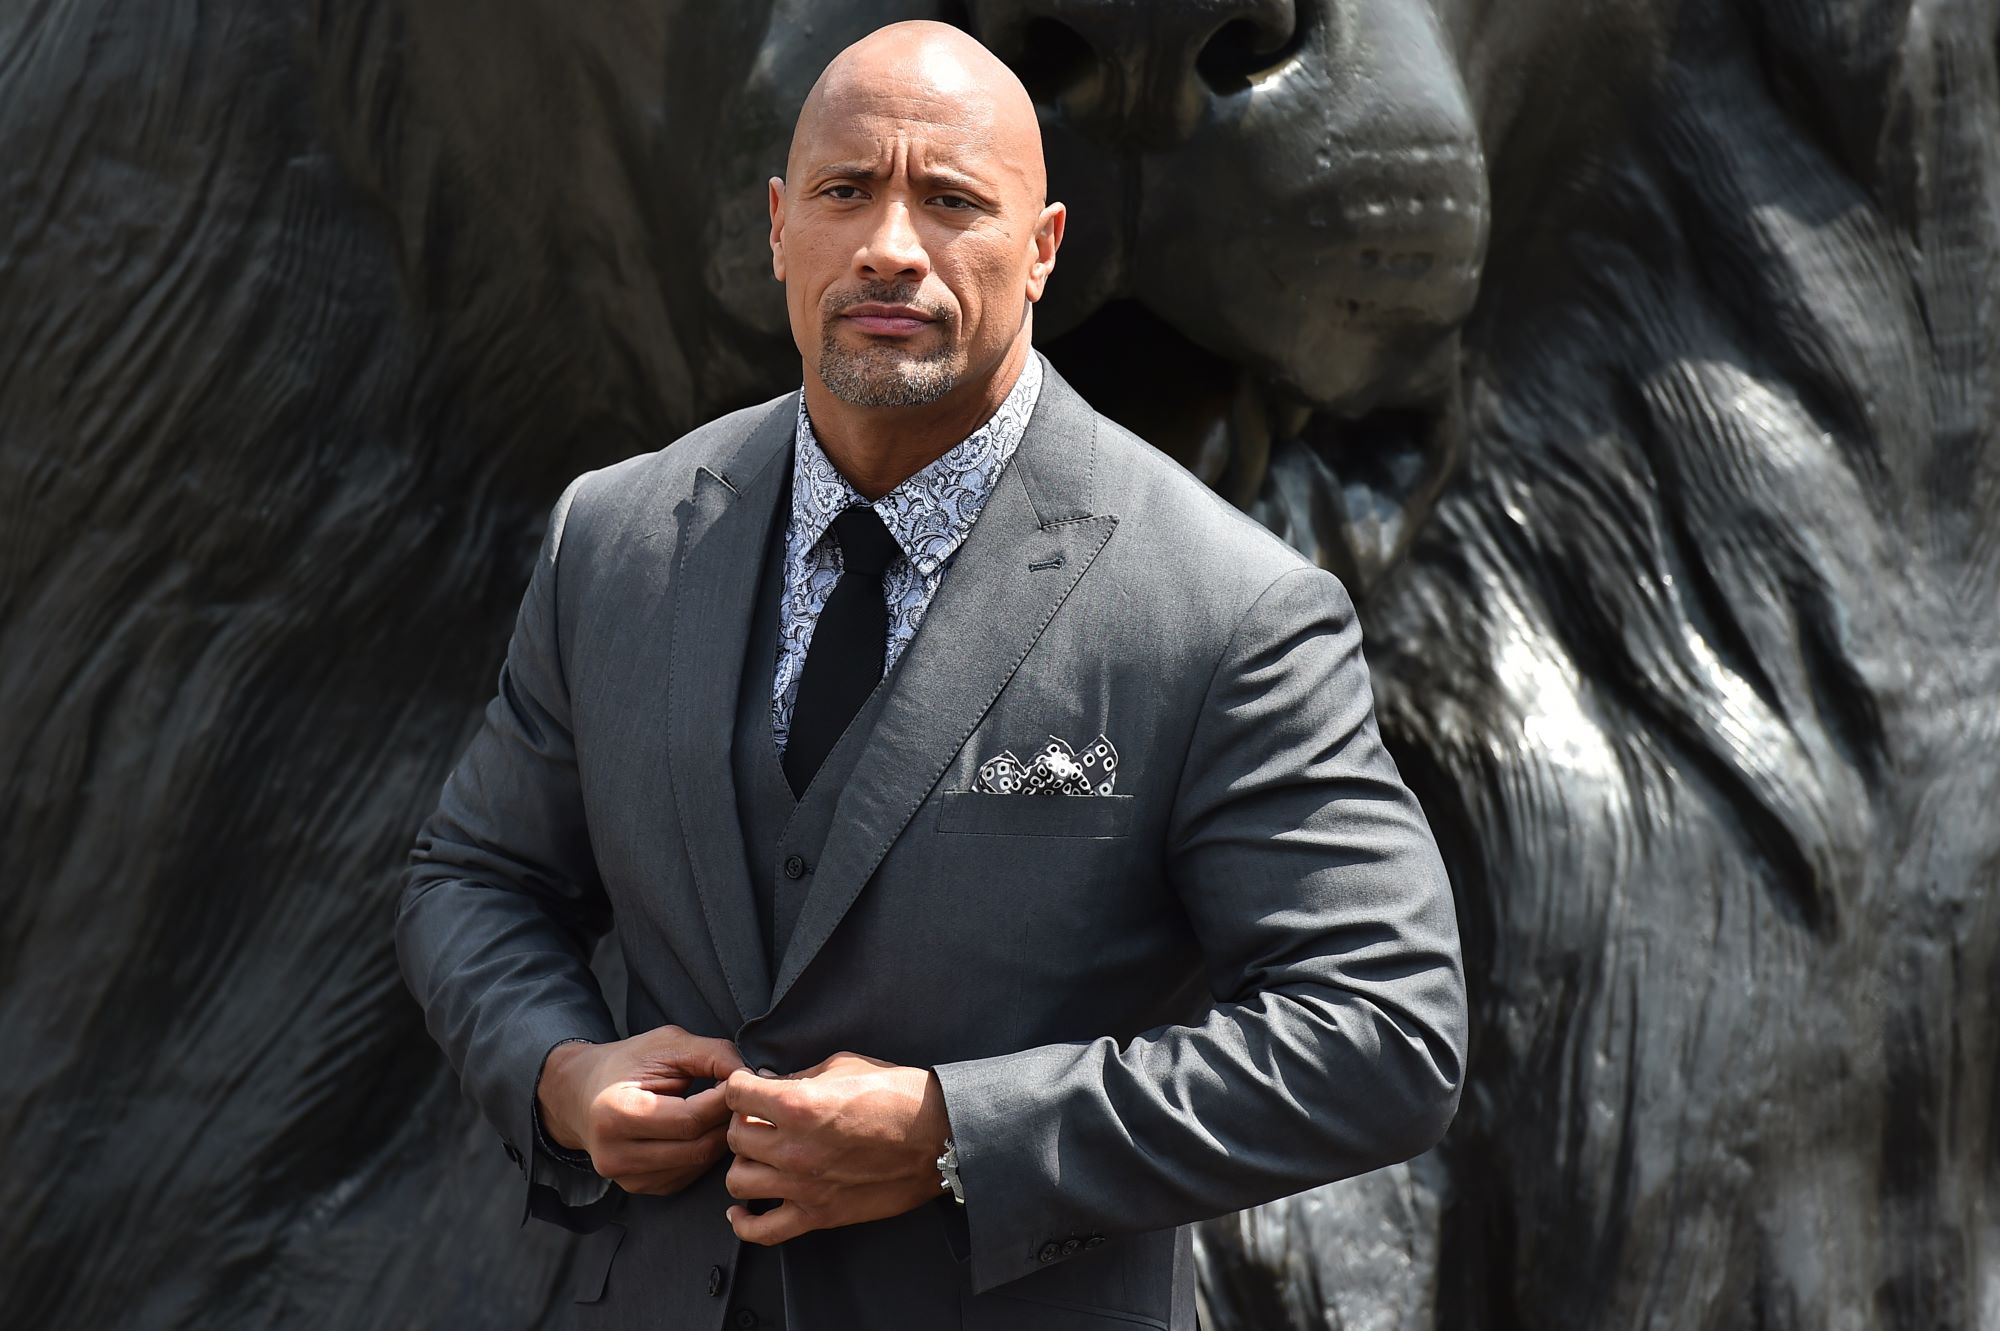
[1035,420,1102,529]
[668,484,751,1020]
[1083,412,1099,513]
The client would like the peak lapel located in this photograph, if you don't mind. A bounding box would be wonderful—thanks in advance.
[664,396,794,1025]
[763,360,1119,1013]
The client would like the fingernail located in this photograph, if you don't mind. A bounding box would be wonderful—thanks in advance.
[756,1067,779,1078]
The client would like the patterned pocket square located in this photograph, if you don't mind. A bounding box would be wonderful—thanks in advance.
[974,733,1119,796]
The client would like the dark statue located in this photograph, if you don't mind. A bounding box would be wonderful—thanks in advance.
[3,0,1995,1326]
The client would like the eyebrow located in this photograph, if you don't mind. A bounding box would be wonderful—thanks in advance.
[811,161,992,195]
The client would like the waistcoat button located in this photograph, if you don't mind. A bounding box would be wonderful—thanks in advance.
[782,854,807,880]
[707,1265,724,1297]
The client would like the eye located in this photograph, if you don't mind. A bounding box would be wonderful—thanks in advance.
[930,195,976,211]
[821,184,865,201]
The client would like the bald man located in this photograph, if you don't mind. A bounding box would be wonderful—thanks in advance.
[397,20,1467,1330]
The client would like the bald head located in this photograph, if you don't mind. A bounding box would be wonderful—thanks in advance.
[788,21,1046,206]
[767,21,1064,440]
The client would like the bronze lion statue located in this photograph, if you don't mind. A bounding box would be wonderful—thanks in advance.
[3,0,1994,1326]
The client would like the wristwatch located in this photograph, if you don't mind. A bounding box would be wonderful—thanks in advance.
[935,1137,966,1205]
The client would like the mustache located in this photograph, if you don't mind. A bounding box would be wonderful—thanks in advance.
[821,283,954,322]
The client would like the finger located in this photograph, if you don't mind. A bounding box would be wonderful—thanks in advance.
[740,1067,784,1121]
[725,1113,793,1168]
[723,1068,798,1124]
[723,1157,798,1202]
[596,1124,728,1178]
[617,1083,731,1141]
[631,1075,691,1096]
[676,1083,735,1130]
[726,1200,816,1246]
[644,1028,748,1082]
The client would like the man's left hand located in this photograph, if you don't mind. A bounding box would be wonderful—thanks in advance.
[722,1052,951,1244]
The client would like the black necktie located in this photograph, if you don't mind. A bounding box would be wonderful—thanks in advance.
[782,505,901,796]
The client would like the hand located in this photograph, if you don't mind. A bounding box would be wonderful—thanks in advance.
[537,1024,748,1197]
[722,1051,952,1244]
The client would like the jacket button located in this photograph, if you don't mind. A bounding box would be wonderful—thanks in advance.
[733,1310,760,1329]
[1084,1235,1105,1249]
[1061,1237,1082,1256]
[782,855,807,880]
[707,1265,724,1297]
[1037,1242,1061,1263]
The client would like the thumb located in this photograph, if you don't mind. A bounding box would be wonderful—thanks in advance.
[638,1025,749,1082]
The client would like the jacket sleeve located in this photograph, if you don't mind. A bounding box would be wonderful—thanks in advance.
[395,473,623,1228]
[931,565,1468,1294]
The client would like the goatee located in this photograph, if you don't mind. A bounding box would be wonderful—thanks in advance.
[818,343,960,406]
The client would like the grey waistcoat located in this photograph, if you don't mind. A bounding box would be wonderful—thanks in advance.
[730,485,897,976]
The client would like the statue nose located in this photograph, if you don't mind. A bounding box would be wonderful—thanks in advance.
[972,0,1301,145]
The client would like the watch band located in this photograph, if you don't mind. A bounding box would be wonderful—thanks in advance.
[935,1137,966,1205]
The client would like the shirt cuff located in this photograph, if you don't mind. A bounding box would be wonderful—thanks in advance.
[530,1037,612,1206]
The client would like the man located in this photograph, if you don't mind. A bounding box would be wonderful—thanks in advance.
[396,20,1466,1331]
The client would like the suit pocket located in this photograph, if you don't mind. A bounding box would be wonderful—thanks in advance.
[936,792,1136,838]
[571,1223,625,1304]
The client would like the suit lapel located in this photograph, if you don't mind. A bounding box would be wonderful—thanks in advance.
[664,396,794,1026]
[764,359,1119,1012]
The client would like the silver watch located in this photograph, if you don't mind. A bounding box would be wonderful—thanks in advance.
[935,1137,966,1205]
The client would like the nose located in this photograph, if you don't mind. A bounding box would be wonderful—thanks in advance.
[972,0,1301,145]
[856,201,929,283]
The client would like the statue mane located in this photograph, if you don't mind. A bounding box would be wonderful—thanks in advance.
[1210,4,1999,1322]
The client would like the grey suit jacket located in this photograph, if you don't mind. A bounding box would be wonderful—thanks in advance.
[396,356,1467,1330]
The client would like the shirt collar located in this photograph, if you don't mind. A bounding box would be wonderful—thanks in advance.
[789,352,1043,578]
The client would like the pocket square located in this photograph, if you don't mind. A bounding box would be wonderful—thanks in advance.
[974,733,1119,796]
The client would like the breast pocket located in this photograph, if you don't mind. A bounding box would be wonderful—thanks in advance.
[935,792,1137,838]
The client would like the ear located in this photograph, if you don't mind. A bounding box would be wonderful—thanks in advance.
[1025,201,1065,304]
[768,176,787,282]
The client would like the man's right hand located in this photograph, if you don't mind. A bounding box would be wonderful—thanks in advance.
[537,1025,747,1196]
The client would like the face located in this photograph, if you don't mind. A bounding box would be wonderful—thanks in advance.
[768,64,1063,408]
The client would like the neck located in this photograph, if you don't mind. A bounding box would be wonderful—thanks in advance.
[802,333,1033,500]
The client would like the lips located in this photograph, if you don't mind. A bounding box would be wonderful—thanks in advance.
[837,303,936,337]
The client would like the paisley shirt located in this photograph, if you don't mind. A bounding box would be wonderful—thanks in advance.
[772,352,1043,756]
